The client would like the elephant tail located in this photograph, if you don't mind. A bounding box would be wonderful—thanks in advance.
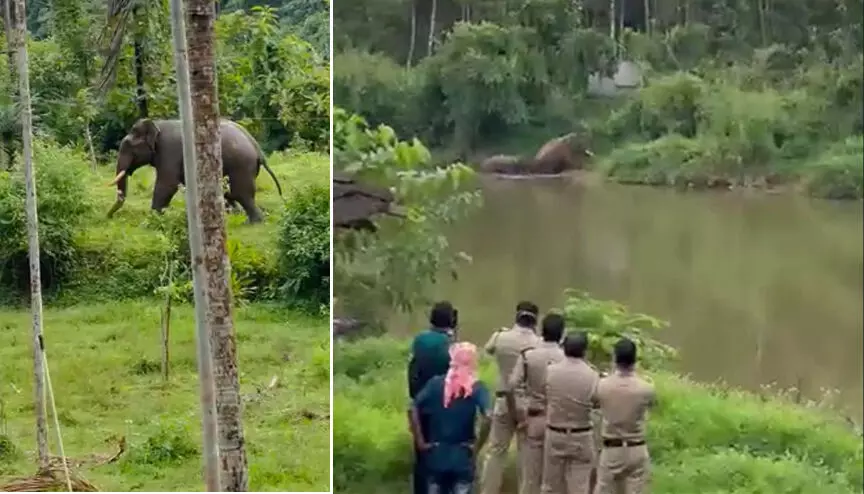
[260,156,284,198]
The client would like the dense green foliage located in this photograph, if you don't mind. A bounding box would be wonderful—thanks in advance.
[333,290,864,493]
[333,107,482,327]
[333,0,863,198]
[1,0,329,163]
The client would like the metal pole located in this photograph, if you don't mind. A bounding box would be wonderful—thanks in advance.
[166,0,221,489]
[13,0,48,469]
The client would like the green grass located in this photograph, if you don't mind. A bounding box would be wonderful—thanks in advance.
[333,337,864,494]
[0,301,330,491]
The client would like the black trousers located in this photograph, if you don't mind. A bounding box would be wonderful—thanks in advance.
[413,411,432,494]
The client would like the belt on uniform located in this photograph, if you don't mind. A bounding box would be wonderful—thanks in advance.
[547,425,592,434]
[603,438,646,448]
[527,409,544,417]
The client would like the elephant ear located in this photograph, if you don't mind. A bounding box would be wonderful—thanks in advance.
[134,118,161,153]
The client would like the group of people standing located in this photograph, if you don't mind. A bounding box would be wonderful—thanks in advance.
[406,301,656,494]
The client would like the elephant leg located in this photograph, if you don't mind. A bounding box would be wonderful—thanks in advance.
[224,192,239,212]
[228,173,264,224]
[151,179,180,213]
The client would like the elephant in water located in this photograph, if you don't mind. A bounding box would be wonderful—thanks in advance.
[478,132,594,176]
[106,118,284,224]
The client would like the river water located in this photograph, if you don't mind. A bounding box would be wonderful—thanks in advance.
[393,176,864,420]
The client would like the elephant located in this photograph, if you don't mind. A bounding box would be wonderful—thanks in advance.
[477,133,594,176]
[478,154,531,174]
[106,118,284,224]
[532,132,594,174]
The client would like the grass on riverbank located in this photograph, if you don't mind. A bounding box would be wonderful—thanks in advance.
[333,337,864,494]
[0,301,330,491]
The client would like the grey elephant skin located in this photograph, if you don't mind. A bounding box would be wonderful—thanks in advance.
[478,133,594,176]
[106,118,284,224]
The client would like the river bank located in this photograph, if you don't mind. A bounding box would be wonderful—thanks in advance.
[334,335,863,494]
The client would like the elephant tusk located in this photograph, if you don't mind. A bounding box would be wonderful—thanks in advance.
[108,170,127,186]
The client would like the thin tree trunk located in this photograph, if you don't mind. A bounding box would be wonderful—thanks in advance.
[427,0,437,56]
[406,0,416,67]
[133,5,148,119]
[610,0,616,56]
[644,0,651,34]
[757,0,767,46]
[185,0,248,490]
[85,122,97,172]
[166,0,220,490]
[12,0,48,471]
[3,0,17,171]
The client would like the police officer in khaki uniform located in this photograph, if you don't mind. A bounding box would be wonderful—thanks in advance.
[541,331,599,494]
[480,301,542,494]
[592,338,656,494]
[508,313,566,494]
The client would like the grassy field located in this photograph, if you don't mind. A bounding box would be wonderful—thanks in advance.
[0,302,329,491]
[0,146,331,491]
[333,337,864,494]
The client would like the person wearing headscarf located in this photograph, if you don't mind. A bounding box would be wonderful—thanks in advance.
[409,342,492,494]
[408,302,458,494]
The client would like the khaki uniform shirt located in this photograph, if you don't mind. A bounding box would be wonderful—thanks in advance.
[594,371,656,440]
[508,341,565,412]
[545,358,600,429]
[484,324,540,393]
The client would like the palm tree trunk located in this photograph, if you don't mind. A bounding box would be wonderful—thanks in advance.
[132,5,148,119]
[406,0,416,67]
[166,0,220,489]
[185,0,248,490]
[12,0,48,471]
[427,0,437,56]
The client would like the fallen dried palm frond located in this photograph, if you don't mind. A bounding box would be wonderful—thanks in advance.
[0,465,98,492]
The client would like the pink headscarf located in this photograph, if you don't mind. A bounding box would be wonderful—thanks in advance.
[444,342,478,407]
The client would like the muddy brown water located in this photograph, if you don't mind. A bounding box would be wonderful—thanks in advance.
[389,175,864,421]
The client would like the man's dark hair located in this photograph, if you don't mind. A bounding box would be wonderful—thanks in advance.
[614,338,638,367]
[541,314,565,343]
[515,300,539,327]
[429,301,455,329]
[562,331,588,358]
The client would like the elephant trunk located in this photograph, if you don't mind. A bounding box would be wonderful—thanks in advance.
[106,157,130,218]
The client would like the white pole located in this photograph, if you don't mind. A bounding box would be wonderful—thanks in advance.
[166,0,221,489]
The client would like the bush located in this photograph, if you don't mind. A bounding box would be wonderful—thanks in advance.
[0,141,94,299]
[803,137,864,199]
[277,182,330,308]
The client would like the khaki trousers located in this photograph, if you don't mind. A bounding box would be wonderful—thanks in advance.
[592,444,650,494]
[480,397,525,494]
[518,413,546,494]
[541,429,595,494]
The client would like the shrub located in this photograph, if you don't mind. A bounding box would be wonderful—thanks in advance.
[803,137,864,200]
[277,183,329,308]
[0,140,94,299]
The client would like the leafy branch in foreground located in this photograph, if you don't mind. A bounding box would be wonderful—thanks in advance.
[555,288,678,370]
[333,107,482,327]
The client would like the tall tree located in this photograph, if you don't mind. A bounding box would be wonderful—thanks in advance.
[185,0,249,489]
[12,0,48,470]
[166,0,220,489]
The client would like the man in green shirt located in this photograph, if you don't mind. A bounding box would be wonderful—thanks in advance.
[409,302,457,494]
